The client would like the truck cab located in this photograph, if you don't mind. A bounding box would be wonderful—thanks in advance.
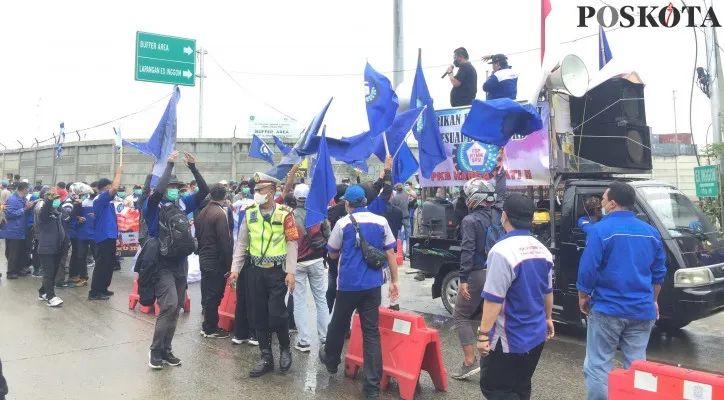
[410,177,724,330]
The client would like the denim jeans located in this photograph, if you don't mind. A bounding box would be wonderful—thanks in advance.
[583,309,655,400]
[293,259,329,345]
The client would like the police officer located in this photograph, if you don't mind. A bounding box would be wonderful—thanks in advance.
[230,172,299,378]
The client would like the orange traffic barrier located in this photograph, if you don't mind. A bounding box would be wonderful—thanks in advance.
[609,360,724,399]
[217,276,237,332]
[344,308,447,399]
[129,273,191,315]
[396,239,403,265]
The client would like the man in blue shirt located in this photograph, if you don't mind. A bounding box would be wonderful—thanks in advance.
[477,193,554,399]
[319,185,400,399]
[88,166,123,300]
[1,181,34,279]
[577,182,666,400]
[481,54,518,100]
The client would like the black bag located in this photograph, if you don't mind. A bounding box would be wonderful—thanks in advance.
[348,215,387,270]
[305,221,329,252]
[158,203,196,258]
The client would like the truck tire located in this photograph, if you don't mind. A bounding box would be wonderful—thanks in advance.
[655,318,691,332]
[441,270,459,315]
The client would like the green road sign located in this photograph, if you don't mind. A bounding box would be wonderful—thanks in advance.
[135,32,196,86]
[694,165,720,197]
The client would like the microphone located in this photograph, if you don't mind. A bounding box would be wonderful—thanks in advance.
[441,66,453,79]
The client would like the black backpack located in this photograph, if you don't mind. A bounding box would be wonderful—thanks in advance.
[158,202,196,258]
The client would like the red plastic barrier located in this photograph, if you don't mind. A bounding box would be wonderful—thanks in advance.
[344,308,447,400]
[396,239,403,265]
[609,360,724,399]
[217,276,237,332]
[129,273,191,315]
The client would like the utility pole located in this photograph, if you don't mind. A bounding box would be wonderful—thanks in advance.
[706,10,724,159]
[197,47,208,138]
[673,90,680,187]
[392,0,404,90]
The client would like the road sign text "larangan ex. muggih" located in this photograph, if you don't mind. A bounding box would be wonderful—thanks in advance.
[135,31,196,86]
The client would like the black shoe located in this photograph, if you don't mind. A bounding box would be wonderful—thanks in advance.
[318,346,338,374]
[279,347,292,372]
[88,293,110,301]
[20,268,32,276]
[6,273,19,280]
[162,350,182,366]
[113,265,121,271]
[249,349,274,378]
[32,269,43,278]
[102,290,115,296]
[294,342,311,352]
[201,330,230,339]
[149,350,164,370]
[388,304,400,311]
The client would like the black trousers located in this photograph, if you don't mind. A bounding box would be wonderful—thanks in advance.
[326,257,339,313]
[22,228,33,267]
[38,253,62,299]
[234,266,253,339]
[480,340,545,400]
[31,239,40,272]
[250,265,290,350]
[324,287,382,397]
[201,266,227,334]
[70,239,92,279]
[5,239,25,275]
[90,239,116,295]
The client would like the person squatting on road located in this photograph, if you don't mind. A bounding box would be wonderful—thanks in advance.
[577,182,666,400]
[229,172,299,378]
[145,151,210,369]
[477,193,555,399]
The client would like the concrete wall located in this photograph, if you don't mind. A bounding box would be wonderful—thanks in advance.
[0,138,386,188]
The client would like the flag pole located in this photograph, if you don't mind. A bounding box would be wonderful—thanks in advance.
[114,127,123,166]
[391,105,427,159]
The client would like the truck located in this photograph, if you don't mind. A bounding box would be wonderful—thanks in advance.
[409,75,724,331]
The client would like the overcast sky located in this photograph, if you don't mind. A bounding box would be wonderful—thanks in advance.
[0,0,719,151]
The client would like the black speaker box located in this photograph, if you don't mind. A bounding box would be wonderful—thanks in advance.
[573,122,652,170]
[570,78,646,127]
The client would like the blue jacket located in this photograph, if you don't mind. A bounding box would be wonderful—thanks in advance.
[0,193,27,239]
[577,210,667,320]
[93,190,118,243]
[482,66,518,100]
[76,197,96,241]
[26,193,38,228]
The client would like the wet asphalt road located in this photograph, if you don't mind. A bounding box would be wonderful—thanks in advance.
[1,256,723,400]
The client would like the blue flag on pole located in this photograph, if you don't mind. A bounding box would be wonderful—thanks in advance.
[392,142,419,185]
[364,63,398,136]
[249,134,275,164]
[56,123,65,159]
[461,98,542,147]
[305,131,336,229]
[410,51,446,178]
[295,98,333,156]
[599,26,613,70]
[373,107,424,162]
[148,86,181,186]
[273,135,291,156]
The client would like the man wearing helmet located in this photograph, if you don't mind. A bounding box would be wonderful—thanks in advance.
[451,164,507,381]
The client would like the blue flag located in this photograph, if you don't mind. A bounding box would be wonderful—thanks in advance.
[265,149,302,181]
[249,134,275,164]
[56,123,65,159]
[392,142,419,185]
[295,98,333,156]
[411,52,446,178]
[148,86,181,186]
[599,26,613,70]
[461,98,542,147]
[305,131,336,229]
[364,63,398,136]
[273,135,291,156]
[373,107,424,162]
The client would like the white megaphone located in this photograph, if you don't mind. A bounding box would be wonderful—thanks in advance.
[546,54,589,97]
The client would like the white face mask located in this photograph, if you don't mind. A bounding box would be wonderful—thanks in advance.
[601,201,609,216]
[254,192,268,205]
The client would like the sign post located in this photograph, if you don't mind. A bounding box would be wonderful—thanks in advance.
[135,32,196,86]
[694,165,720,197]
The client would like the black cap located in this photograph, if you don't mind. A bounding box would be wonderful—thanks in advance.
[503,193,535,230]
[488,54,508,65]
[168,175,184,186]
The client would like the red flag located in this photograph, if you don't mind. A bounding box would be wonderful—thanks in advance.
[541,0,552,64]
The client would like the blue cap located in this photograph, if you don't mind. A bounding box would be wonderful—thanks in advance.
[340,185,365,204]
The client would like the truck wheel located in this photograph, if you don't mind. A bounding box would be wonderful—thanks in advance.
[441,270,459,315]
[655,318,691,332]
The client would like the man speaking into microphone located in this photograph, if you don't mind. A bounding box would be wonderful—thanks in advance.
[445,47,478,107]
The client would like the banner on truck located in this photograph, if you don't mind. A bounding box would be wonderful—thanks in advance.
[114,201,140,257]
[419,102,550,187]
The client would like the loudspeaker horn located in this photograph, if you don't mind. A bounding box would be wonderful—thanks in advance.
[546,54,589,97]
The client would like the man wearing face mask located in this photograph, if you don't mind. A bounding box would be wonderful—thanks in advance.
[446,47,478,107]
[1,181,34,279]
[229,172,299,378]
[70,186,94,286]
[144,151,209,369]
[37,187,74,307]
[88,166,123,300]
